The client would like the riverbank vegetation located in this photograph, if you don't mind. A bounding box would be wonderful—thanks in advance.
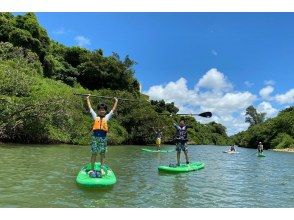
[231,106,294,149]
[0,13,231,146]
[1,13,293,149]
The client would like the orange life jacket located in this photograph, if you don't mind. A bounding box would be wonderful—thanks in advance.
[92,117,108,132]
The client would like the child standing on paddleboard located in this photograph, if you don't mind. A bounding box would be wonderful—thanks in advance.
[85,95,118,178]
[173,118,191,166]
[152,126,165,151]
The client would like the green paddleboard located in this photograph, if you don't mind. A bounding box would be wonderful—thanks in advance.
[257,153,266,157]
[158,162,205,173]
[76,162,116,188]
[141,148,175,153]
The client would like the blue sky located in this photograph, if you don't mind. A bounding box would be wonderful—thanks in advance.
[33,13,294,135]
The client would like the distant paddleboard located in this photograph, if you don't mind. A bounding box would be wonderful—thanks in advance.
[223,151,239,154]
[257,153,266,157]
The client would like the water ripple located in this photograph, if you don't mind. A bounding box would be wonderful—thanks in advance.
[0,144,293,207]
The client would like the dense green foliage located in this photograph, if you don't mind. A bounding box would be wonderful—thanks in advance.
[231,107,294,149]
[0,13,140,92]
[0,41,231,146]
[0,13,234,146]
[150,100,179,114]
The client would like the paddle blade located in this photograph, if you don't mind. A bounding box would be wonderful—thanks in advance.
[198,112,212,118]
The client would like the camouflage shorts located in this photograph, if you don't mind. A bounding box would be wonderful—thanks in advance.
[176,142,188,152]
[91,135,107,154]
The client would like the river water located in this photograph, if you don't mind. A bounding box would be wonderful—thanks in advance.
[0,144,293,208]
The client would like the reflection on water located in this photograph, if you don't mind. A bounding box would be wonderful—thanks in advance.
[0,144,293,207]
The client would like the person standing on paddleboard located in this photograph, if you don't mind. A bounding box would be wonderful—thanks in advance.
[85,95,118,178]
[257,141,264,154]
[174,118,191,166]
[152,126,165,151]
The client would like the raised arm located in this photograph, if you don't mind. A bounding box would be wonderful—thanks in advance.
[85,95,97,119]
[173,123,179,129]
[85,94,92,110]
[112,97,118,112]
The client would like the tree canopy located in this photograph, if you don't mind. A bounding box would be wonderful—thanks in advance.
[0,12,140,93]
[232,106,294,149]
[245,105,266,127]
[1,13,292,149]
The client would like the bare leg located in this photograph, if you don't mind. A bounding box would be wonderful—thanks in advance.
[184,151,189,164]
[91,154,97,170]
[100,152,105,173]
[177,151,180,166]
[156,138,160,151]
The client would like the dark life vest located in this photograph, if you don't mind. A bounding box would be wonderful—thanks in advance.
[175,126,188,141]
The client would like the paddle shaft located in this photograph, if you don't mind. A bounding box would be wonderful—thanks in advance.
[74,93,140,102]
[159,112,212,118]
[250,151,258,156]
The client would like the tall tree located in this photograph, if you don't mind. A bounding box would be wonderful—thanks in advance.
[245,105,266,126]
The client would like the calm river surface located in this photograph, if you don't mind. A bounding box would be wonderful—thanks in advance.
[0,144,293,208]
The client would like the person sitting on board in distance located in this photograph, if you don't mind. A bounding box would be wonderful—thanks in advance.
[152,126,165,151]
[230,145,236,152]
[85,95,118,178]
[257,141,264,154]
[173,118,192,166]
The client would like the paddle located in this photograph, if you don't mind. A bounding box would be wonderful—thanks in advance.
[74,93,142,102]
[159,112,212,118]
[249,151,258,156]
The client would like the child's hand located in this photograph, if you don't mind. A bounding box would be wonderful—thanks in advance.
[114,97,118,102]
[85,94,91,99]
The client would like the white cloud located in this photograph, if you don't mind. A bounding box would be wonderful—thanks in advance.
[211,49,218,56]
[275,89,294,104]
[144,69,258,136]
[196,68,232,91]
[74,35,91,47]
[257,101,278,118]
[264,80,275,86]
[259,84,294,105]
[145,77,199,106]
[244,81,254,88]
[144,69,294,135]
[196,91,256,115]
[259,85,274,100]
[223,115,249,135]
